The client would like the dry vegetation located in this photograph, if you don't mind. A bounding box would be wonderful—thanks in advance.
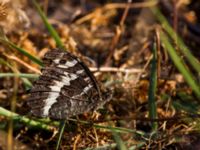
[0,0,200,149]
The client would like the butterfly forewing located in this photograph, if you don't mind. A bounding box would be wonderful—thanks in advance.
[27,49,103,119]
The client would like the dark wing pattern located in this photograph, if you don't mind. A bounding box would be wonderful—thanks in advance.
[27,48,108,119]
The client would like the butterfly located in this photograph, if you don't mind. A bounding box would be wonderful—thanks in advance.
[27,48,112,119]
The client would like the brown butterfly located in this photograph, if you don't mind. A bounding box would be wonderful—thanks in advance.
[27,49,112,119]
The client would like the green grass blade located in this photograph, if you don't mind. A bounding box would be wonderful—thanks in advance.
[21,78,32,89]
[0,106,145,135]
[148,42,158,131]
[0,107,55,131]
[1,102,144,134]
[112,131,128,150]
[0,73,39,79]
[56,120,66,150]
[172,100,199,114]
[0,58,32,89]
[8,41,43,66]
[0,38,43,66]
[172,92,200,115]
[160,31,200,98]
[151,7,200,73]
[33,0,64,48]
[68,118,145,135]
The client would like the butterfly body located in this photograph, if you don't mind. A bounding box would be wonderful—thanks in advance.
[27,49,111,119]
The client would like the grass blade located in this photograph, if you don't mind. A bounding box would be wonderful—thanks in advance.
[33,0,64,48]
[0,58,32,89]
[0,107,55,131]
[0,106,145,135]
[112,131,127,150]
[148,42,158,131]
[0,73,39,79]
[151,7,200,73]
[0,38,43,66]
[56,120,66,150]
[160,31,200,99]
[8,41,43,66]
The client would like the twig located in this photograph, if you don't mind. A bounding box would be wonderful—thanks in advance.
[89,67,142,73]
[76,1,158,25]
[4,54,41,74]
[104,0,132,66]
[104,1,157,10]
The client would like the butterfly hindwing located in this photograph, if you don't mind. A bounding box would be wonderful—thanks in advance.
[27,49,102,119]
